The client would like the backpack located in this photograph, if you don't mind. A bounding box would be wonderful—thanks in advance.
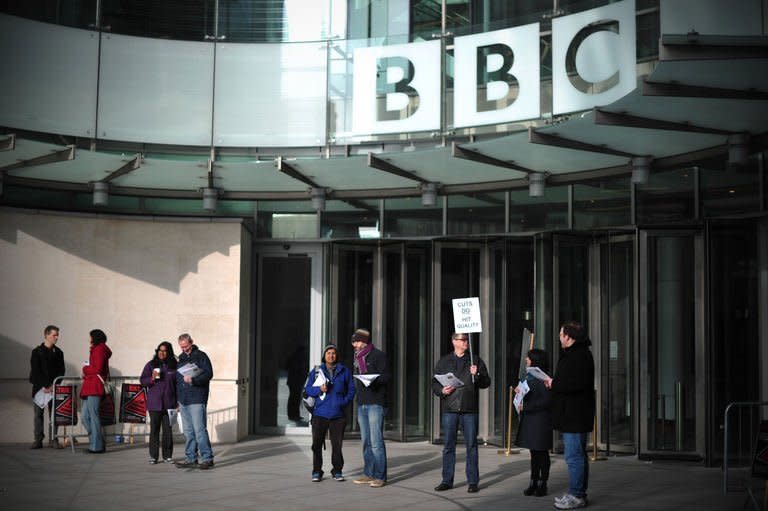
[301,366,319,414]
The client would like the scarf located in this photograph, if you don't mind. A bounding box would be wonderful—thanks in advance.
[354,343,374,374]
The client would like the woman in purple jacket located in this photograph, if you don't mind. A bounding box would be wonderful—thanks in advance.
[140,341,178,464]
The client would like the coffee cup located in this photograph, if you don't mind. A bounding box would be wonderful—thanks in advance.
[153,368,161,379]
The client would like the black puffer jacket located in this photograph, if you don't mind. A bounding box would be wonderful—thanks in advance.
[432,352,490,413]
[550,341,595,433]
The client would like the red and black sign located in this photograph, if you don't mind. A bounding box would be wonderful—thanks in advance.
[119,383,147,424]
[54,385,78,426]
[99,390,116,426]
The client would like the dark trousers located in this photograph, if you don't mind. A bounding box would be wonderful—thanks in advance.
[33,401,57,444]
[530,449,551,481]
[148,410,173,461]
[311,416,346,476]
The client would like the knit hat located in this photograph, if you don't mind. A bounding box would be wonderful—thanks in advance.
[323,344,338,356]
[351,328,370,343]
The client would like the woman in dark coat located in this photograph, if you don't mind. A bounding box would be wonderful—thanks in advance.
[140,341,178,464]
[515,348,553,497]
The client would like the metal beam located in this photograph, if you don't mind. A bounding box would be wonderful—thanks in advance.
[276,156,321,188]
[642,80,768,101]
[101,154,141,183]
[593,108,733,135]
[659,35,768,61]
[0,145,75,174]
[0,134,15,151]
[451,142,534,174]
[367,153,430,184]
[528,127,636,158]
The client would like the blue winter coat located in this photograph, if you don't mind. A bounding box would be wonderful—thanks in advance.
[303,363,355,420]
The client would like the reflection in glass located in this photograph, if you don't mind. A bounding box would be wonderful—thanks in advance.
[256,201,317,238]
[510,186,568,232]
[573,178,631,229]
[321,200,380,239]
[405,246,430,438]
[447,193,506,235]
[701,159,761,218]
[383,250,402,436]
[384,197,443,237]
[636,168,695,225]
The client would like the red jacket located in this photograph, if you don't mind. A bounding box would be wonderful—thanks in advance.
[80,343,112,398]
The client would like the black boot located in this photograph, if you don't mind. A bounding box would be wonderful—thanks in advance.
[534,480,547,496]
[523,479,538,496]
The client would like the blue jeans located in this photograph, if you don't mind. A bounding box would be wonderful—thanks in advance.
[357,404,387,481]
[179,403,213,462]
[441,412,479,486]
[562,432,589,498]
[81,395,104,452]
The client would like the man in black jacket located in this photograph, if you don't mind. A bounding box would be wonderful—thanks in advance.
[431,332,491,494]
[29,325,65,449]
[545,321,595,510]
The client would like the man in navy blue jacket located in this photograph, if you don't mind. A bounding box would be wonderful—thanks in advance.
[175,333,214,470]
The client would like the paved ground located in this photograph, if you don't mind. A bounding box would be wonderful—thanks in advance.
[0,436,750,511]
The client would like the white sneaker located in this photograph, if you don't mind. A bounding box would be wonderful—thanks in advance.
[554,494,587,509]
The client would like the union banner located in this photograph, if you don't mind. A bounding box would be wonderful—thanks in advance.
[54,384,78,426]
[119,383,147,424]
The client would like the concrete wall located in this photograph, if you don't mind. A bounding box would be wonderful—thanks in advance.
[0,209,243,444]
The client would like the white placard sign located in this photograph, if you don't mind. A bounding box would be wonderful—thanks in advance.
[452,297,482,333]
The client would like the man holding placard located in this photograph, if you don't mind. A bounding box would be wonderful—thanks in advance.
[431,332,491,494]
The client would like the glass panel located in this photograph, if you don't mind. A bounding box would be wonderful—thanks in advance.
[600,239,634,451]
[256,201,317,238]
[1,0,98,29]
[258,256,311,428]
[100,0,215,41]
[405,245,430,438]
[0,15,99,138]
[701,158,761,217]
[98,34,214,145]
[490,240,534,444]
[573,178,631,229]
[321,200,380,239]
[557,238,589,329]
[213,41,327,147]
[384,197,443,237]
[447,192,506,235]
[510,186,568,232]
[383,249,402,437]
[709,221,759,464]
[636,168,695,225]
[648,236,695,451]
[219,0,345,42]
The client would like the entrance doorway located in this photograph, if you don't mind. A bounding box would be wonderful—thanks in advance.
[254,244,322,434]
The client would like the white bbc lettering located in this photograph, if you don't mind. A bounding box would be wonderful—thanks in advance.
[351,0,635,136]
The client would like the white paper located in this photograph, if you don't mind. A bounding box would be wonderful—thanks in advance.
[434,372,465,388]
[33,388,53,409]
[514,379,530,415]
[526,366,551,381]
[178,363,203,378]
[167,408,178,424]
[312,370,327,401]
[353,374,379,387]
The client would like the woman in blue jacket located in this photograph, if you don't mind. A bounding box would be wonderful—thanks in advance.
[304,344,355,482]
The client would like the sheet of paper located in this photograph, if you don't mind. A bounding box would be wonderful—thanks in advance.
[526,366,551,381]
[312,370,328,387]
[434,372,465,388]
[353,374,379,387]
[513,379,529,415]
[178,363,203,378]
[33,388,53,409]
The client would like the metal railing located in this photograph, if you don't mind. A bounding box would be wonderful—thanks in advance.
[723,401,768,510]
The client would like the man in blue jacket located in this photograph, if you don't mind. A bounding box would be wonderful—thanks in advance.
[304,344,355,482]
[175,333,214,470]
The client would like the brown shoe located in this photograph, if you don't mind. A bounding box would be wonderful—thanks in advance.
[369,479,386,488]
[353,476,373,484]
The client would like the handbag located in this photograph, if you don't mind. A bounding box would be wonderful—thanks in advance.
[97,374,115,395]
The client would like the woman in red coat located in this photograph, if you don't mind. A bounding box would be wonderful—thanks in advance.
[80,329,112,453]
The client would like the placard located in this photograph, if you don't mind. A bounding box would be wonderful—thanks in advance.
[452,297,482,333]
[119,383,147,424]
[54,384,78,426]
[752,421,768,479]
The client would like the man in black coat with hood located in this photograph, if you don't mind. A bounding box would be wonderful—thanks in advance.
[29,325,65,449]
[545,320,594,510]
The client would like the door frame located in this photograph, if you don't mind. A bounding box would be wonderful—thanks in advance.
[253,242,324,435]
